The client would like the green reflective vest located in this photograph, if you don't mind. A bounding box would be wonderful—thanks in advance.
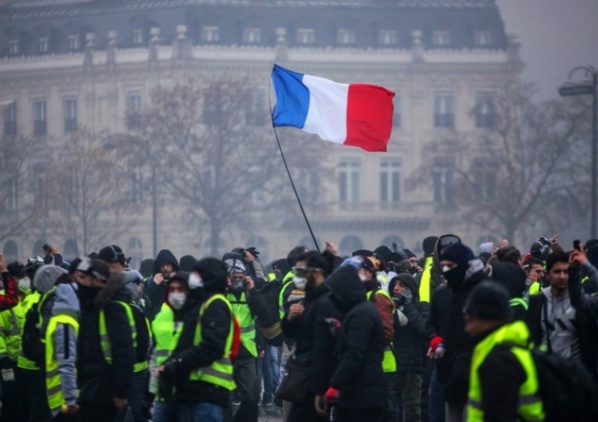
[189,294,236,391]
[419,256,434,303]
[278,271,295,320]
[227,291,257,357]
[151,307,184,368]
[528,282,541,296]
[17,291,44,370]
[0,297,25,362]
[45,314,79,412]
[467,321,544,421]
[99,300,148,372]
[366,289,397,373]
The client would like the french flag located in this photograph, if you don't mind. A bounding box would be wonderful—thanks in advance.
[271,64,395,152]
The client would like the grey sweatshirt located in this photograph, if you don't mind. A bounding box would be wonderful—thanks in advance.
[541,287,580,360]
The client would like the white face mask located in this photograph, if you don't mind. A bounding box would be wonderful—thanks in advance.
[168,292,187,310]
[293,276,307,291]
[18,276,31,293]
[359,273,367,282]
[188,273,203,290]
[442,266,452,273]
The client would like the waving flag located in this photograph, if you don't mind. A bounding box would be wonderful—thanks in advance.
[271,64,395,152]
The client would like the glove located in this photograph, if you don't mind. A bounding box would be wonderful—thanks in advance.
[245,247,260,258]
[430,336,444,352]
[324,387,340,404]
[434,343,446,359]
[400,289,413,304]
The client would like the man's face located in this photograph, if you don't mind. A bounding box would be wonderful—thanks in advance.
[393,282,406,296]
[168,280,187,295]
[439,260,458,271]
[160,263,174,278]
[547,261,569,292]
[527,264,545,282]
[358,267,373,282]
[409,257,418,268]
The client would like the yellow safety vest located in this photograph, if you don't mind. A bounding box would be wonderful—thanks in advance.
[99,300,148,372]
[227,291,257,357]
[151,307,184,368]
[528,282,541,296]
[467,321,544,421]
[45,314,79,412]
[367,289,397,373]
[278,271,295,320]
[419,256,434,303]
[17,290,47,370]
[189,294,236,391]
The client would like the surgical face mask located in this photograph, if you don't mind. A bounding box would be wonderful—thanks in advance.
[168,292,187,310]
[359,273,367,282]
[230,278,245,292]
[18,276,31,293]
[293,276,307,291]
[188,273,203,290]
[442,266,452,273]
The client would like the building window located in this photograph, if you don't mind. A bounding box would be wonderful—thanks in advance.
[432,158,455,205]
[340,235,363,256]
[296,28,315,45]
[8,176,18,210]
[3,241,18,263]
[32,163,46,206]
[245,89,266,125]
[432,30,451,46]
[243,27,261,44]
[131,167,143,204]
[68,35,79,51]
[337,28,355,45]
[33,99,47,136]
[339,158,360,202]
[474,31,493,47]
[38,37,49,53]
[380,159,401,203]
[126,92,142,129]
[475,92,495,128]
[3,102,16,136]
[8,40,18,56]
[132,29,144,46]
[201,26,220,43]
[378,30,397,46]
[393,95,401,128]
[434,93,455,128]
[472,158,497,200]
[64,98,77,133]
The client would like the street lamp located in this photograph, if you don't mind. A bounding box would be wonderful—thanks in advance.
[559,66,597,239]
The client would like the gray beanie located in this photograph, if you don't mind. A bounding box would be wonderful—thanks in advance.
[33,265,67,294]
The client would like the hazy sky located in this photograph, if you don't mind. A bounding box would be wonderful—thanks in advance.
[495,0,598,100]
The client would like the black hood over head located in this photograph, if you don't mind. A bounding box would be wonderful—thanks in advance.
[388,273,419,300]
[194,257,228,294]
[326,265,365,312]
[153,249,179,275]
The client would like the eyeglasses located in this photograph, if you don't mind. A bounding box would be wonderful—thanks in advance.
[292,266,314,277]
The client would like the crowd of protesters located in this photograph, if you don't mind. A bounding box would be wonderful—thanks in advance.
[0,233,597,422]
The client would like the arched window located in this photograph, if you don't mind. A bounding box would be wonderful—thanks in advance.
[32,239,46,258]
[63,238,79,260]
[127,237,143,270]
[340,235,363,257]
[3,240,18,263]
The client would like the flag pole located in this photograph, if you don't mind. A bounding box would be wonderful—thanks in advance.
[268,65,321,253]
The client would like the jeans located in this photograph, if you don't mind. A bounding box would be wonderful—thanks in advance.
[116,369,148,422]
[153,401,177,422]
[176,401,223,422]
[260,346,280,403]
[429,366,446,422]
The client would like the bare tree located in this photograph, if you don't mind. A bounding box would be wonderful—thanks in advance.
[45,129,140,255]
[0,133,45,244]
[140,75,327,255]
[414,84,589,244]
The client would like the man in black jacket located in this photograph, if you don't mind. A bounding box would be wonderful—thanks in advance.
[144,249,179,320]
[325,265,388,422]
[281,250,341,422]
[75,258,136,422]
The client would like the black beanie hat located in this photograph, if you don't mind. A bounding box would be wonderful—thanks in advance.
[440,243,474,269]
[179,255,198,272]
[422,236,439,255]
[98,245,125,264]
[464,281,512,321]
[374,246,392,263]
[587,245,598,268]
[403,248,416,259]
[584,239,598,251]
[7,262,26,278]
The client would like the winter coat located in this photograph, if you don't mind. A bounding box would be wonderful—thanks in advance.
[427,260,489,406]
[77,272,135,405]
[281,281,342,395]
[388,275,429,373]
[327,265,388,410]
[145,249,179,320]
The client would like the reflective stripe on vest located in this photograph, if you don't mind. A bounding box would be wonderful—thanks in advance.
[45,314,79,411]
[151,307,184,368]
[189,294,236,391]
[227,292,257,357]
[99,301,147,372]
[467,321,544,421]
[17,290,46,370]
[366,289,397,373]
[509,297,529,311]
[278,272,295,319]
[419,256,434,303]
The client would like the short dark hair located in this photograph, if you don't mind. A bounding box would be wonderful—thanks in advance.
[496,246,522,265]
[546,251,569,272]
[295,251,332,277]
[523,256,544,270]
[287,245,308,268]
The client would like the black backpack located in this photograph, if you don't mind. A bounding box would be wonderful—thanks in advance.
[256,279,283,346]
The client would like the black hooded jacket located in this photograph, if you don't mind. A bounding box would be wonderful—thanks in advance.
[327,266,388,410]
[389,274,429,373]
[77,272,136,405]
[145,249,179,320]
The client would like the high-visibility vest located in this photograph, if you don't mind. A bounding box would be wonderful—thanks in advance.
[45,314,79,412]
[528,282,541,296]
[278,271,295,319]
[0,298,25,361]
[467,321,544,421]
[509,297,529,311]
[367,289,397,373]
[151,307,184,368]
[227,291,257,357]
[17,290,45,370]
[99,300,148,372]
[419,256,434,303]
[188,294,236,391]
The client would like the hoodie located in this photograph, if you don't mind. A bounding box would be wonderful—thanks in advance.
[48,282,79,415]
[326,266,388,410]
[145,249,179,320]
